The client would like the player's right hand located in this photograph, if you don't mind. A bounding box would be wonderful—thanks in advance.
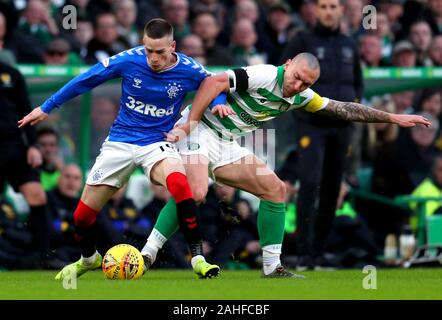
[211,104,234,118]
[18,107,48,128]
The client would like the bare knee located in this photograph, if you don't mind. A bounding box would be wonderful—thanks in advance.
[192,186,208,204]
[262,178,286,203]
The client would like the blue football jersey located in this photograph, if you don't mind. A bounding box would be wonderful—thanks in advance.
[41,46,225,146]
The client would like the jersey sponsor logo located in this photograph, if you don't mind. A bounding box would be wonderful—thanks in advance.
[133,78,142,88]
[239,112,261,127]
[255,111,273,121]
[125,96,174,117]
[165,82,183,99]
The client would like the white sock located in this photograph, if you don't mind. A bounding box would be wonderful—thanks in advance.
[141,228,167,263]
[81,251,99,266]
[262,244,282,275]
[191,255,205,269]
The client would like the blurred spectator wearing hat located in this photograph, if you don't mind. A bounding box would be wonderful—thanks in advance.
[42,37,84,65]
[264,2,297,65]
[392,40,417,67]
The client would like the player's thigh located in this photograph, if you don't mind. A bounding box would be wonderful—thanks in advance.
[214,154,286,202]
[149,156,186,187]
[80,184,120,210]
[182,154,210,203]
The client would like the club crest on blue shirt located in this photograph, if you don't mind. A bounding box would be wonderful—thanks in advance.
[165,82,183,99]
[133,78,142,88]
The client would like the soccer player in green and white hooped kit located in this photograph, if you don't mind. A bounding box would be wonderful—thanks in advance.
[141,52,431,277]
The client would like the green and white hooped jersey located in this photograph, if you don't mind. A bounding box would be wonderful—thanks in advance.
[194,64,329,140]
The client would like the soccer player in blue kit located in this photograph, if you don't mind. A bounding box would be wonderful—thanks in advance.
[18,19,231,280]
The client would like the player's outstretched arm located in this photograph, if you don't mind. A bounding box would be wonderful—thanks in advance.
[18,106,48,128]
[316,99,432,128]
[188,73,230,124]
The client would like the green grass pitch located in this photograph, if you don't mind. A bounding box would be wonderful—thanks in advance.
[0,268,441,300]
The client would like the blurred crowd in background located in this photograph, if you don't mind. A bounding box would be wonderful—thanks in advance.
[0,0,442,270]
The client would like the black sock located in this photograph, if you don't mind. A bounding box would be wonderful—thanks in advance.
[28,205,50,261]
[74,224,97,258]
[176,198,203,257]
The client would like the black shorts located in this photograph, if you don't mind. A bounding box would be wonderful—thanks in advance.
[0,154,40,193]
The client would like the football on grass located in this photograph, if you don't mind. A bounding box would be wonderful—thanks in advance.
[102,244,144,280]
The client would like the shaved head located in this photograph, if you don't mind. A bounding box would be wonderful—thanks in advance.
[293,52,320,71]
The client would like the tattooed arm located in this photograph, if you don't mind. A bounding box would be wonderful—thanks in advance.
[315,99,431,128]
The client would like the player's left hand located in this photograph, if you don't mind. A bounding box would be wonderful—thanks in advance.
[211,104,234,118]
[391,114,432,128]
[27,146,42,168]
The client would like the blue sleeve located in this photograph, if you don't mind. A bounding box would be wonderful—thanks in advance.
[209,92,227,110]
[40,60,120,113]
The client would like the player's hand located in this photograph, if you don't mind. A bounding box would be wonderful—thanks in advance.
[163,122,190,143]
[27,146,43,168]
[211,104,234,118]
[18,107,48,128]
[390,114,432,128]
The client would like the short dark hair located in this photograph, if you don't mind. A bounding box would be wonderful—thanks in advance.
[37,126,59,141]
[144,18,174,39]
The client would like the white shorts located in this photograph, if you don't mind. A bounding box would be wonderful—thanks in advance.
[86,140,182,188]
[175,111,252,175]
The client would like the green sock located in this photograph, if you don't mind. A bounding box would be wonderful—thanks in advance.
[154,199,179,239]
[258,200,286,247]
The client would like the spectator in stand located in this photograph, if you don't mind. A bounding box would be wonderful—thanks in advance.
[84,12,126,64]
[374,12,394,65]
[410,154,442,230]
[0,12,15,66]
[378,0,405,36]
[113,0,139,49]
[296,0,317,29]
[102,186,150,248]
[344,0,365,39]
[162,0,191,44]
[37,127,64,192]
[47,164,123,263]
[191,12,234,66]
[417,89,442,123]
[42,37,84,65]
[0,195,42,270]
[391,40,417,67]
[427,0,442,35]
[409,20,433,66]
[178,33,206,65]
[429,35,442,66]
[392,90,416,114]
[189,0,226,27]
[358,33,386,67]
[74,18,94,60]
[230,18,267,66]
[90,96,119,160]
[264,2,296,65]
[141,184,189,268]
